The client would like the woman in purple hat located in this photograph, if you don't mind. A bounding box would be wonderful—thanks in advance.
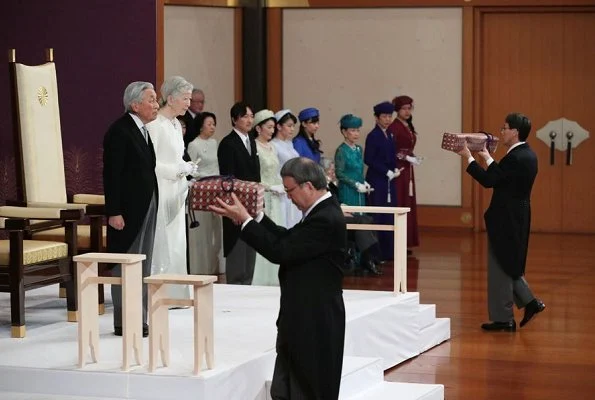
[364,101,400,261]
[293,107,323,164]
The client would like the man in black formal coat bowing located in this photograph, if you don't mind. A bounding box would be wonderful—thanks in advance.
[103,81,160,336]
[211,157,347,400]
[458,112,545,332]
[217,101,261,284]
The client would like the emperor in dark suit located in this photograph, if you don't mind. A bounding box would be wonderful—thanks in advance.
[217,102,261,284]
[460,112,545,331]
[103,81,160,335]
[211,157,347,399]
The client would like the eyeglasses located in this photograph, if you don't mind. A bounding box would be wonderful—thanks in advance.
[285,182,307,193]
[285,184,300,194]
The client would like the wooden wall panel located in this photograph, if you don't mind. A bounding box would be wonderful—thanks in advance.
[561,11,595,233]
[477,10,566,232]
[266,8,283,111]
[166,0,595,6]
[234,8,243,101]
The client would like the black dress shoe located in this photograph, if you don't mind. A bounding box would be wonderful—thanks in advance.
[361,260,383,276]
[114,325,149,338]
[481,321,516,331]
[520,299,545,327]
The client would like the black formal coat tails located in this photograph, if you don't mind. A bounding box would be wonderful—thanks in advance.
[241,196,347,399]
[103,113,159,253]
[466,143,538,278]
[217,130,260,255]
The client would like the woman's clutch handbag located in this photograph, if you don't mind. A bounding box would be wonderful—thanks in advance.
[189,175,265,217]
[441,132,499,153]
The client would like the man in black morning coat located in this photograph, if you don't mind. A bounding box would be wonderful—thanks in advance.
[211,157,347,399]
[458,112,545,332]
[217,101,261,284]
[103,81,159,336]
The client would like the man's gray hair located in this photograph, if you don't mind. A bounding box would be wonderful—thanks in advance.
[123,81,154,112]
[160,76,193,106]
[319,157,334,173]
[281,157,328,190]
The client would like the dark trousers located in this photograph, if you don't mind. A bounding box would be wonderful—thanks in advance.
[225,238,256,284]
[487,242,535,322]
[112,193,157,328]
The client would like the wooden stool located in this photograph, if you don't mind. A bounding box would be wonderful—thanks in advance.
[144,274,217,375]
[73,252,145,371]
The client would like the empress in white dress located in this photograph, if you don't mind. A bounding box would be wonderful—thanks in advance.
[187,136,223,275]
[271,137,302,228]
[147,114,190,300]
[252,141,286,286]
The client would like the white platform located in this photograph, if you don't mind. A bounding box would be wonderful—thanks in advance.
[0,284,449,400]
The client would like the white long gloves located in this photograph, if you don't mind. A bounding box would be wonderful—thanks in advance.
[405,155,422,166]
[178,161,200,178]
[386,167,404,181]
[355,182,374,193]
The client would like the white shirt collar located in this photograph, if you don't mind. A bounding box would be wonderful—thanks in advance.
[234,128,249,140]
[507,141,525,154]
[188,110,196,119]
[128,112,145,132]
[303,191,332,220]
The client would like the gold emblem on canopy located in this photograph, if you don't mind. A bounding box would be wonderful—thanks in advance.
[37,86,48,106]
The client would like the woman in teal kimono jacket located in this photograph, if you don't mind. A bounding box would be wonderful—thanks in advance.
[334,114,368,206]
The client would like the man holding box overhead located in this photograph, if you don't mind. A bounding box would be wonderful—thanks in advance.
[458,112,545,331]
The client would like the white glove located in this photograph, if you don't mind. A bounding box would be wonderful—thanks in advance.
[269,184,286,195]
[355,182,367,193]
[405,155,422,166]
[386,170,396,181]
[393,167,403,178]
[364,181,371,190]
[179,161,194,176]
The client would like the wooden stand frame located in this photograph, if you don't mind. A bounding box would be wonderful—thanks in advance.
[341,206,410,293]
[144,274,218,375]
[74,252,145,371]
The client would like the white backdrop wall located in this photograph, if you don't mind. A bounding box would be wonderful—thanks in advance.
[164,6,235,139]
[283,8,463,206]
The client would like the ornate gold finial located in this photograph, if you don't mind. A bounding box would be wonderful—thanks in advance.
[9,49,16,63]
[37,86,49,106]
[46,48,54,62]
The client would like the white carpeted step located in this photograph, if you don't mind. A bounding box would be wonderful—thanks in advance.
[0,394,124,400]
[266,356,384,400]
[338,356,384,399]
[416,304,436,330]
[418,318,451,353]
[347,381,444,400]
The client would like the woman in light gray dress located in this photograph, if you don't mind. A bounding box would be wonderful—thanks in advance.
[187,112,223,275]
[271,109,302,228]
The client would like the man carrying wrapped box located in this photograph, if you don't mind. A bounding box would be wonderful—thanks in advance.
[456,112,545,332]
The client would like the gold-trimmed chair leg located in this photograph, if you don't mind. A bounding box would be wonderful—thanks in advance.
[11,325,26,338]
[68,311,78,322]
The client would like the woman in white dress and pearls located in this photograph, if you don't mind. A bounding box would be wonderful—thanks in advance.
[271,109,302,228]
[186,112,223,275]
[146,76,198,300]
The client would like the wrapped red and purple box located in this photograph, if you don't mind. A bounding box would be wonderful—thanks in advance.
[441,132,499,153]
[190,176,265,217]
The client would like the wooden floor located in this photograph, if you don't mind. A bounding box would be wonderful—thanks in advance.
[343,231,595,399]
